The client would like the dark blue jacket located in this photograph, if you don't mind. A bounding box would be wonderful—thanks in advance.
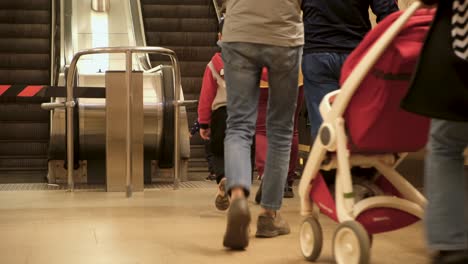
[302,0,399,54]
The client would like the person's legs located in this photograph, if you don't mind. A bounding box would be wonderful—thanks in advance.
[211,107,230,211]
[425,119,468,255]
[256,87,303,201]
[254,44,301,237]
[284,86,304,198]
[301,52,348,140]
[223,42,262,197]
[210,107,227,183]
[254,89,268,204]
[222,42,262,249]
[255,88,269,178]
[259,44,301,210]
[204,140,216,181]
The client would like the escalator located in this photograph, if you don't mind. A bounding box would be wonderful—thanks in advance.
[140,0,219,177]
[0,0,57,183]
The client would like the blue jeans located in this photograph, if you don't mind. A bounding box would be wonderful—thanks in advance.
[302,52,348,140]
[222,42,302,210]
[425,119,468,250]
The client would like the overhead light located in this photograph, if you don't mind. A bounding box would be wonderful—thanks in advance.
[91,0,110,13]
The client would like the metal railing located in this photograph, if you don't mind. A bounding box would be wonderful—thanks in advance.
[42,46,188,196]
[212,0,222,22]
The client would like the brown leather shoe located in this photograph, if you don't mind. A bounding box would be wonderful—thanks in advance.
[223,198,251,249]
[215,178,230,211]
[255,212,290,238]
[283,184,294,198]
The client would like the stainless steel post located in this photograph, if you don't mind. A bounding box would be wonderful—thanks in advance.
[126,51,133,197]
[170,56,181,190]
[65,60,78,192]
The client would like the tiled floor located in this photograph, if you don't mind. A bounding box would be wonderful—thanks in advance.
[0,182,430,264]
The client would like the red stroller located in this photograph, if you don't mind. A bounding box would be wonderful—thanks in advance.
[298,2,435,264]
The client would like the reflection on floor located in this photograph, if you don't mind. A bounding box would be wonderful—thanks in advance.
[0,181,429,264]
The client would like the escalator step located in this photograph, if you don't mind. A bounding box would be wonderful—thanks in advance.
[0,171,47,183]
[0,10,50,24]
[181,78,203,95]
[151,60,208,78]
[0,24,50,38]
[148,46,219,62]
[0,69,50,85]
[0,141,48,156]
[146,32,217,47]
[0,158,48,169]
[0,38,50,53]
[188,158,209,170]
[0,0,51,10]
[141,0,211,5]
[142,5,216,18]
[189,144,209,160]
[144,18,217,32]
[0,54,50,70]
[0,122,49,140]
[0,103,50,122]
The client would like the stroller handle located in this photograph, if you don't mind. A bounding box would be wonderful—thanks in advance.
[327,1,423,120]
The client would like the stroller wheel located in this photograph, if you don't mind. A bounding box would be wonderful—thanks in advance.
[333,221,370,264]
[300,217,323,261]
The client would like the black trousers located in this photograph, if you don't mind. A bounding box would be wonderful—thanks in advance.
[210,107,227,184]
[210,106,256,184]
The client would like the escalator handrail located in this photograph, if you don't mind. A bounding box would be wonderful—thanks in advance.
[212,0,222,22]
[128,0,152,71]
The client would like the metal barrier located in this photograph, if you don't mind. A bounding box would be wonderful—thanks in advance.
[212,0,222,22]
[42,46,193,197]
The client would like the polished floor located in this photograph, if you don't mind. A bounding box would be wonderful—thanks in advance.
[0,181,430,264]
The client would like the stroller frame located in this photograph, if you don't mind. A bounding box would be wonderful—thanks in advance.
[298,2,428,263]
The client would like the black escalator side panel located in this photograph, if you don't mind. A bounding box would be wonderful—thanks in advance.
[158,66,175,168]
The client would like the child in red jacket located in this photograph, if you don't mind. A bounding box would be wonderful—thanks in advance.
[199,47,262,211]
[198,18,232,211]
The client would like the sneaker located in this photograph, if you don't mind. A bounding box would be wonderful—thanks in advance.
[205,173,216,181]
[255,180,262,204]
[223,198,251,249]
[432,250,468,264]
[255,212,290,238]
[283,183,294,198]
[215,178,230,211]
